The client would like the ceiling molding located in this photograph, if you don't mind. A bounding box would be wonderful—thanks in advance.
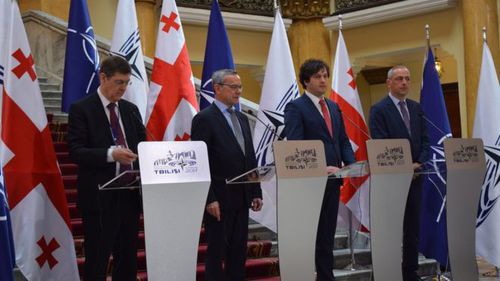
[178,7,292,32]
[323,0,457,30]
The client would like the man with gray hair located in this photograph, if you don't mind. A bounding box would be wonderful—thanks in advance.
[369,65,430,281]
[191,69,263,281]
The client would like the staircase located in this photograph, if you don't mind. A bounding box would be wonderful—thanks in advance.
[35,78,439,280]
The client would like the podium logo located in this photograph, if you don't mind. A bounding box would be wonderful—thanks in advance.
[153,150,198,175]
[452,145,479,163]
[284,148,318,170]
[376,146,405,166]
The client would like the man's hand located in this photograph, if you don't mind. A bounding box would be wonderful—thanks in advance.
[412,162,422,171]
[326,166,340,175]
[206,201,221,221]
[251,198,263,212]
[112,147,138,165]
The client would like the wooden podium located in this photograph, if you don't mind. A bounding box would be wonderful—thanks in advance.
[138,141,210,281]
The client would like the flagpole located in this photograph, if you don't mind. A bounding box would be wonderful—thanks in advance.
[425,24,430,48]
[337,13,361,272]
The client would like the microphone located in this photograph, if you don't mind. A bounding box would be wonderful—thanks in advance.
[338,109,371,140]
[131,110,157,141]
[246,109,284,141]
[419,112,451,137]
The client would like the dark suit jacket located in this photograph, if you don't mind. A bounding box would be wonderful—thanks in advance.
[284,94,355,167]
[191,103,262,211]
[67,93,146,212]
[369,95,430,164]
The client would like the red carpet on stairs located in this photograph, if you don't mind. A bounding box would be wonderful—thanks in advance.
[51,124,281,280]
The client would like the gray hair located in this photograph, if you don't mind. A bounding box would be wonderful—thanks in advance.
[387,65,410,79]
[212,69,238,85]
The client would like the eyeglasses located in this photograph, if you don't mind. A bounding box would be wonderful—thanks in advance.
[112,79,132,87]
[219,83,243,91]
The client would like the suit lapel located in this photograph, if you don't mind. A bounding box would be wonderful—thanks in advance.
[211,104,246,155]
[302,94,332,139]
[91,94,114,143]
[384,96,410,137]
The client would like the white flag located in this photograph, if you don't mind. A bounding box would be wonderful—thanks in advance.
[330,30,370,230]
[110,0,149,121]
[0,1,79,280]
[251,11,299,232]
[474,41,500,267]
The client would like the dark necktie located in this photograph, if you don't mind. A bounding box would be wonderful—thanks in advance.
[227,107,245,155]
[398,100,411,135]
[107,103,132,172]
[319,99,333,137]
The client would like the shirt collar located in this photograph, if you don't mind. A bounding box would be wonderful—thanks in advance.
[304,91,324,105]
[214,99,234,113]
[97,87,117,109]
[388,92,407,106]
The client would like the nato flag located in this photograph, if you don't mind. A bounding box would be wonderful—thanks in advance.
[61,0,100,112]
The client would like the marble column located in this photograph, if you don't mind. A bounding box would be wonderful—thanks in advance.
[462,0,499,136]
[136,0,158,58]
[281,0,332,90]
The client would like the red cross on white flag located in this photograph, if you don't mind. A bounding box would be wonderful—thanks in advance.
[145,0,198,141]
[330,30,371,230]
[0,1,79,280]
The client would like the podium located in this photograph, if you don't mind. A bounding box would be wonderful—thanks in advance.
[138,141,210,281]
[366,139,414,281]
[273,140,328,281]
[444,138,486,281]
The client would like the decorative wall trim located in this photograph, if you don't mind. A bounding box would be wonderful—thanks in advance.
[178,7,292,32]
[323,0,456,30]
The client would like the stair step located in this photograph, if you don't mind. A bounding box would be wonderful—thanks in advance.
[39,82,60,91]
[63,175,77,189]
[54,141,69,153]
[56,152,72,164]
[196,257,279,280]
[41,89,62,99]
[60,163,77,175]
[43,97,62,107]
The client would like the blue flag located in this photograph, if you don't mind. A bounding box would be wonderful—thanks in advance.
[199,0,235,110]
[61,0,100,112]
[419,47,452,266]
[0,168,15,281]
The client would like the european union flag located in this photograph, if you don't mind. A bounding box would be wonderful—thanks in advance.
[0,168,15,281]
[419,47,452,266]
[199,0,235,110]
[61,0,100,112]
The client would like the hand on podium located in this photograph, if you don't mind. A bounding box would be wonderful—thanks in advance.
[206,201,221,221]
[326,166,341,175]
[112,147,138,164]
[251,198,263,212]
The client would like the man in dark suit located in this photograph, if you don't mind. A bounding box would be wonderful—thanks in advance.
[284,59,355,281]
[191,69,263,281]
[369,65,430,281]
[67,56,146,281]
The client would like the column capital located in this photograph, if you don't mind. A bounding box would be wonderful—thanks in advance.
[280,0,330,19]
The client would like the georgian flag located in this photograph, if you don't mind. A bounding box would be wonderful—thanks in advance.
[0,1,79,280]
[474,40,500,267]
[330,30,370,229]
[251,10,299,232]
[110,0,149,122]
[145,0,198,141]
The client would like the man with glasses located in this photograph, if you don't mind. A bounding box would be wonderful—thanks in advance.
[67,56,145,281]
[191,69,263,281]
[369,65,430,281]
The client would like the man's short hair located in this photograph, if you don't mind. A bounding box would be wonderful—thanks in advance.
[212,69,238,85]
[299,59,330,88]
[99,56,131,77]
[387,65,409,79]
